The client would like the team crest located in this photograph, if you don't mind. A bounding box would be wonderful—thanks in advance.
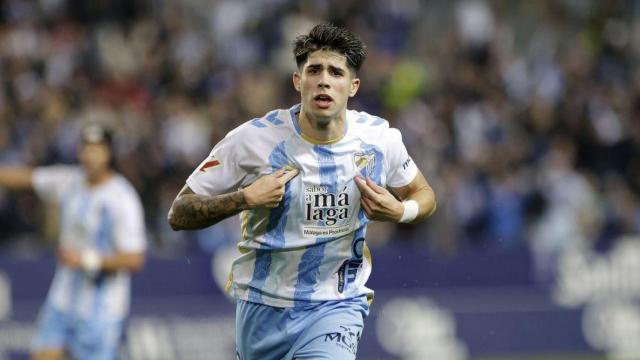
[353,151,376,176]
[199,156,221,172]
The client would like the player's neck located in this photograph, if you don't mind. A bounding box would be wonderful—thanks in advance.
[86,170,114,187]
[297,108,346,144]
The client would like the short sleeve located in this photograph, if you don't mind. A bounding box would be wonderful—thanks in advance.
[186,128,248,196]
[385,128,418,188]
[112,188,147,253]
[32,166,83,203]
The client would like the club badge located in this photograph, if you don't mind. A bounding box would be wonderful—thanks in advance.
[353,151,375,176]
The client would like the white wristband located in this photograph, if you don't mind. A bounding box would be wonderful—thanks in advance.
[81,249,102,273]
[399,200,419,223]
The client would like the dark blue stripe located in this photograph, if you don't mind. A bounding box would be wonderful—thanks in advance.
[250,118,267,128]
[266,111,284,125]
[293,145,336,306]
[371,116,385,126]
[95,206,112,253]
[290,104,302,135]
[313,145,338,193]
[247,250,272,303]
[262,141,291,248]
[69,271,84,319]
[293,241,327,305]
[91,206,113,318]
[247,141,291,303]
[347,143,384,290]
[69,191,91,317]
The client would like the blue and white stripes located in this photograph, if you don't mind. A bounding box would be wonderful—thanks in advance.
[216,106,415,307]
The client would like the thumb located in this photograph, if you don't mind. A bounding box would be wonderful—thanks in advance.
[272,168,286,177]
[280,167,300,183]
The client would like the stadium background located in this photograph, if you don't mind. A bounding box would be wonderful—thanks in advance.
[1,0,639,358]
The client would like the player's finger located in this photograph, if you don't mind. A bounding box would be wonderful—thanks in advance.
[360,199,373,218]
[365,177,385,194]
[267,198,281,207]
[280,168,299,183]
[354,176,378,198]
[272,168,286,177]
[361,195,378,211]
[354,176,367,190]
[273,185,284,195]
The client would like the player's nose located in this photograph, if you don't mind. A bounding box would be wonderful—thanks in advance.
[317,71,330,88]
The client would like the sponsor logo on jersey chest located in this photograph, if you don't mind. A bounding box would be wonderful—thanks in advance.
[303,184,352,236]
[304,185,349,226]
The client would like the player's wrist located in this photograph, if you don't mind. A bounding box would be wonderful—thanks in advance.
[81,249,102,274]
[237,188,255,210]
[399,200,419,223]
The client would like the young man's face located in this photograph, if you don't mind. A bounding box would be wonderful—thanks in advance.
[79,142,112,178]
[293,50,360,124]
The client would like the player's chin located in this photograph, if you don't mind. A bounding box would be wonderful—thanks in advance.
[82,164,105,177]
[310,103,333,113]
[310,105,338,120]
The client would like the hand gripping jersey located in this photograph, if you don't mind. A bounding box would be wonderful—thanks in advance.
[32,166,147,320]
[187,104,418,307]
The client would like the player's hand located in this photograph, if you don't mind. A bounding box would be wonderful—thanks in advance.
[354,176,404,222]
[243,167,299,208]
[58,248,82,268]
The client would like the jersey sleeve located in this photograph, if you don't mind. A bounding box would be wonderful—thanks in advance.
[186,126,248,196]
[32,165,82,203]
[112,189,147,253]
[385,128,418,188]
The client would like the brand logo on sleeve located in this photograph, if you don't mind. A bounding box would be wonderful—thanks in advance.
[199,156,221,172]
[402,157,412,170]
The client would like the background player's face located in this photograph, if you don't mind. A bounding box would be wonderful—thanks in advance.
[293,50,360,124]
[79,142,112,179]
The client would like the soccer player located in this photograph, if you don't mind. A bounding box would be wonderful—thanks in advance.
[0,125,147,360]
[168,24,436,359]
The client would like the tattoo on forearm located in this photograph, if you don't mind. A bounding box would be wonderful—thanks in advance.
[169,190,247,230]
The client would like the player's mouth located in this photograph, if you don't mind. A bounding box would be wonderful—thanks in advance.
[313,94,333,109]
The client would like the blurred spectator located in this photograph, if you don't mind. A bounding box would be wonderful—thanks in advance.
[0,0,639,276]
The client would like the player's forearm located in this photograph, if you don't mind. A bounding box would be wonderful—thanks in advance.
[0,167,33,190]
[168,190,248,230]
[100,253,145,272]
[405,185,436,223]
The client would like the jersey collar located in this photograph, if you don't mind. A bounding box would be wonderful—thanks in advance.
[288,104,349,145]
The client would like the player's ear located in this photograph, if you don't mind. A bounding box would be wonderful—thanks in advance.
[293,72,301,92]
[349,77,360,97]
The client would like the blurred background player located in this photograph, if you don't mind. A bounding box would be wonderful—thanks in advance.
[168,24,436,359]
[0,125,147,360]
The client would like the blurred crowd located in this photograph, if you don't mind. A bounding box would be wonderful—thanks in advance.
[1,0,639,276]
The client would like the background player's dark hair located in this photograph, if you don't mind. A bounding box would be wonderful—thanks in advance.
[81,124,118,170]
[293,23,367,72]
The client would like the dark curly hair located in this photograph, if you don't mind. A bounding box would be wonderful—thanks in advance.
[293,23,367,72]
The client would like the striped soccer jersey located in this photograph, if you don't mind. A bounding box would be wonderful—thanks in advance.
[187,104,418,307]
[32,166,147,320]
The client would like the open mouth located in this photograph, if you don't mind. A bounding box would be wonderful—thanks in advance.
[313,94,333,108]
